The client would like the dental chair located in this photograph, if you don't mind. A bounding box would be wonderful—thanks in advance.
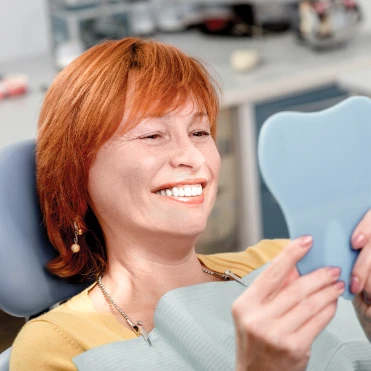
[0,140,91,371]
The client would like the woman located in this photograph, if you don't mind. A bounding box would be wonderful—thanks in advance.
[10,37,371,371]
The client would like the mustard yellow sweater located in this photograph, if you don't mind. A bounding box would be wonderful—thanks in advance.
[10,239,288,371]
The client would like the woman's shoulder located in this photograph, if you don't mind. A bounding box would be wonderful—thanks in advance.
[197,239,290,278]
[10,283,132,370]
[9,286,92,370]
[22,282,98,329]
[10,317,84,371]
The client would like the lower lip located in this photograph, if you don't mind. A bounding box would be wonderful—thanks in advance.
[154,194,205,205]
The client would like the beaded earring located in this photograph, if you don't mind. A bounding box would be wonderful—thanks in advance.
[71,221,83,253]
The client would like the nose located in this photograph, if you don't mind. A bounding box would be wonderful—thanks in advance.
[168,135,206,170]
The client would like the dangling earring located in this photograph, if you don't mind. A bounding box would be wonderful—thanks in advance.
[71,221,83,253]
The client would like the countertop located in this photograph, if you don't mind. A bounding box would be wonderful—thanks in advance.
[338,66,371,95]
[155,31,371,106]
[2,30,371,148]
[0,53,55,149]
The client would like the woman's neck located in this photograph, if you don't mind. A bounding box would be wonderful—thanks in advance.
[88,237,218,322]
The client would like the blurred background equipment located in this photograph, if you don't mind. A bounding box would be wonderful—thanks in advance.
[46,0,364,70]
[295,0,363,49]
[0,74,28,100]
[230,49,260,72]
[48,0,303,69]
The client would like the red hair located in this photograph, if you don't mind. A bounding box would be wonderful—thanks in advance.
[36,37,221,281]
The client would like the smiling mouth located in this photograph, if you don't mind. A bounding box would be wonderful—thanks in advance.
[154,184,203,198]
[152,183,205,205]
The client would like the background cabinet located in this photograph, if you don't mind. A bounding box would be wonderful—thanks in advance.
[196,108,239,254]
[255,84,349,239]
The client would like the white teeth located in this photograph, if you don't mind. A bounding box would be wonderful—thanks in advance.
[191,186,198,196]
[184,187,192,196]
[172,187,179,197]
[197,185,202,196]
[155,184,204,197]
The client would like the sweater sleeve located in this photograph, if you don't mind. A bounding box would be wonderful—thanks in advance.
[240,238,290,271]
[10,320,84,371]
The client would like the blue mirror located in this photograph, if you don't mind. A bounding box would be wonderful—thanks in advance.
[258,96,371,300]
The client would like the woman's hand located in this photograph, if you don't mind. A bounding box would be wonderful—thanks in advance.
[350,210,371,342]
[231,236,344,371]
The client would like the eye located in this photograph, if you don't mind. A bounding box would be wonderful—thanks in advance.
[141,134,161,140]
[192,131,211,137]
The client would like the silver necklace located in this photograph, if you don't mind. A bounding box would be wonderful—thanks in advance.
[97,267,247,346]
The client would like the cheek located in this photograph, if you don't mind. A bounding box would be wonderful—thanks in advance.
[209,145,221,180]
[88,146,161,206]
[87,159,116,212]
[87,146,128,212]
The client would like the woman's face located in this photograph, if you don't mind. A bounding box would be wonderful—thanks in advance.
[88,99,221,241]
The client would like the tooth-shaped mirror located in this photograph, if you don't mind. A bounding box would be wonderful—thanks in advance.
[258,96,371,300]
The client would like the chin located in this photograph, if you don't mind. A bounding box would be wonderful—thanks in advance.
[166,220,208,239]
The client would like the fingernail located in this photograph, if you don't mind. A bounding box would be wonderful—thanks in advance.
[351,276,362,294]
[334,281,345,292]
[327,267,341,277]
[298,235,312,248]
[352,233,366,247]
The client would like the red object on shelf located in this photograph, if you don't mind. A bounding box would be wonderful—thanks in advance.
[343,0,356,8]
[0,74,29,101]
[313,2,328,15]
[205,18,230,31]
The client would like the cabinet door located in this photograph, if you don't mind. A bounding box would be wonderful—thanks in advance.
[196,109,238,253]
[261,190,289,239]
[255,84,349,239]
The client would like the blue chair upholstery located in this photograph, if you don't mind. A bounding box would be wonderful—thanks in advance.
[0,140,91,370]
[0,349,11,371]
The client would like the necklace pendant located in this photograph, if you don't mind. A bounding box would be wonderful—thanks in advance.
[136,321,152,346]
[204,269,231,280]
[224,270,248,287]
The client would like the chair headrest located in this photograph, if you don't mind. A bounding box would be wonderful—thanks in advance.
[0,140,90,318]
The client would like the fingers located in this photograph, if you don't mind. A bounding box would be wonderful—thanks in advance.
[278,266,301,293]
[351,240,371,294]
[247,236,313,302]
[274,279,344,335]
[351,210,371,250]
[291,299,339,351]
[269,266,342,317]
[351,209,371,297]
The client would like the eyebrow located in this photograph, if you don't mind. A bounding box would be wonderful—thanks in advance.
[146,112,208,121]
[192,112,208,119]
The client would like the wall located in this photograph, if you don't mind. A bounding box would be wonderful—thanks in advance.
[0,0,50,64]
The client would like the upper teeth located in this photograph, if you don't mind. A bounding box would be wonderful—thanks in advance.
[155,184,203,197]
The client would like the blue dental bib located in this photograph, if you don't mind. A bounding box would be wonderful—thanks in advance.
[73,264,371,371]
